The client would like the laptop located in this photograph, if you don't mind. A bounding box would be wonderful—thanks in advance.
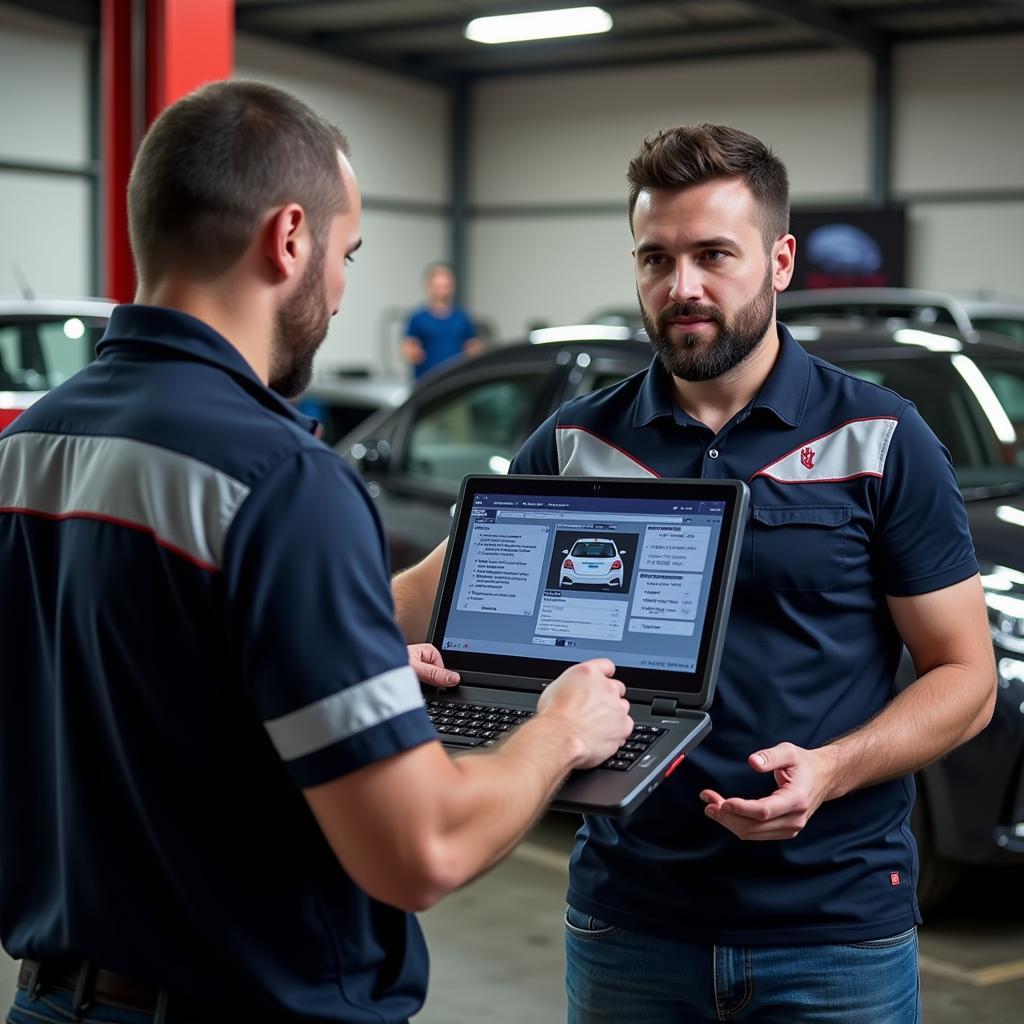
[424,474,749,817]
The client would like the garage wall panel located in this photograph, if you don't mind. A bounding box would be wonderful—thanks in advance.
[0,172,92,299]
[908,202,1024,297]
[0,4,91,167]
[894,36,1024,194]
[470,52,873,206]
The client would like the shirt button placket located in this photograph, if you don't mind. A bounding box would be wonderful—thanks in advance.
[705,446,721,476]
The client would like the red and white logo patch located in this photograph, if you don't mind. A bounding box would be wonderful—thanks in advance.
[752,417,899,484]
[890,871,901,887]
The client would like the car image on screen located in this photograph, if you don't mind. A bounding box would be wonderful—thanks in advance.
[561,537,625,589]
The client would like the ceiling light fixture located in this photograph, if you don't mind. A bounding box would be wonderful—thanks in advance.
[465,6,613,45]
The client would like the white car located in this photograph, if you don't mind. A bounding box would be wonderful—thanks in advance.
[0,299,114,431]
[560,538,625,589]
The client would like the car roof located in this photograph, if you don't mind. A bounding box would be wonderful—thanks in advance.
[0,298,116,318]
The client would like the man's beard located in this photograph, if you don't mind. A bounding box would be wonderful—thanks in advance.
[270,239,331,399]
[640,268,775,383]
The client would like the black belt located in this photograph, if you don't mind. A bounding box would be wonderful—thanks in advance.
[18,958,191,1022]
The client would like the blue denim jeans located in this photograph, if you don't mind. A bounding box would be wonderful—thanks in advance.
[7,987,161,1024]
[565,906,921,1023]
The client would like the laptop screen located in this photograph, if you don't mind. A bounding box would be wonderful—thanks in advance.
[429,476,746,700]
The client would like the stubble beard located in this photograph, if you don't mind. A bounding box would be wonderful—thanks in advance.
[640,267,776,383]
[270,237,331,399]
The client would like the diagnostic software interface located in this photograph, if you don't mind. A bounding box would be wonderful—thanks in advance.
[440,492,726,674]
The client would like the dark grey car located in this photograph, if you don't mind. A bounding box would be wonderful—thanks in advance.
[339,320,1024,908]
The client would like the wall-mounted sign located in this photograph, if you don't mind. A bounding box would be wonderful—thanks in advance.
[789,207,906,289]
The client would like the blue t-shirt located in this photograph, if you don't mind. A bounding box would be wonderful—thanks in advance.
[0,306,436,1021]
[405,305,476,379]
[510,325,978,946]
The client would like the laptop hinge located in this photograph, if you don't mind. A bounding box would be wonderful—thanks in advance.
[650,697,678,717]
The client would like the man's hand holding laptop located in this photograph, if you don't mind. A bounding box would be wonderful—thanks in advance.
[408,644,633,769]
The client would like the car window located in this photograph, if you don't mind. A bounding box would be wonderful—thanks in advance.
[832,357,1003,471]
[402,374,549,486]
[571,541,617,558]
[0,318,101,390]
[971,317,1024,342]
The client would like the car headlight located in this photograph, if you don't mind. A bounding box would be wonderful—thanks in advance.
[982,572,1024,653]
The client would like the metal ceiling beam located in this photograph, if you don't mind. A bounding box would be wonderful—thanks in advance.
[463,38,832,78]
[400,17,780,69]
[842,0,1018,17]
[741,0,886,56]
[266,0,701,41]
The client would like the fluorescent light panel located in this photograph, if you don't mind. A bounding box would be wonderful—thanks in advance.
[466,6,612,44]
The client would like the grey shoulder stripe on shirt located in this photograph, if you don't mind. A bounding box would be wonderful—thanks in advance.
[556,426,659,478]
[0,431,250,570]
[264,665,425,763]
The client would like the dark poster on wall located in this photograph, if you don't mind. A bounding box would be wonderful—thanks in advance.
[789,207,906,289]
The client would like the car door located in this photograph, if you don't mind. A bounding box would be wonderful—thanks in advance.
[358,357,569,571]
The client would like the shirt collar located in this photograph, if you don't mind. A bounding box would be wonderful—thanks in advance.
[97,304,319,433]
[632,323,810,429]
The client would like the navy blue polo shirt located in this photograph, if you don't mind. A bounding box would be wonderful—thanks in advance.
[511,324,977,945]
[0,306,436,1021]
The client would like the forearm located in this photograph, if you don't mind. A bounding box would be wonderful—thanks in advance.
[425,714,584,897]
[819,659,995,801]
[392,540,447,643]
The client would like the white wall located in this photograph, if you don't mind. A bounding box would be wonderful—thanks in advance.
[0,3,93,299]
[235,34,451,373]
[467,38,1024,339]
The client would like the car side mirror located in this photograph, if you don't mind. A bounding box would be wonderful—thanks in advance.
[561,549,569,555]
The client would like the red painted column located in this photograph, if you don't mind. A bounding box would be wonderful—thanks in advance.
[146,0,235,123]
[101,0,137,303]
[101,0,234,302]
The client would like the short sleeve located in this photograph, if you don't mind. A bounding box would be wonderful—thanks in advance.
[222,449,435,788]
[510,410,561,475]
[876,404,978,597]
[405,310,423,340]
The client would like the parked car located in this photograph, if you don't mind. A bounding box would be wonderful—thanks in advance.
[0,299,114,430]
[779,287,1024,344]
[339,319,1024,908]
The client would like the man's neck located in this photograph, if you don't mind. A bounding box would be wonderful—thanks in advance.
[670,325,780,436]
[136,278,272,385]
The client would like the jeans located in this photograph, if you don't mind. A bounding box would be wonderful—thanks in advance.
[565,906,921,1023]
[7,987,162,1024]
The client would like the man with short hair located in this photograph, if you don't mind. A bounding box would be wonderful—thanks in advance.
[0,80,632,1024]
[394,123,995,1022]
[401,262,480,379]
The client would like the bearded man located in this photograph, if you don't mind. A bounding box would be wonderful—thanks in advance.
[393,123,994,1023]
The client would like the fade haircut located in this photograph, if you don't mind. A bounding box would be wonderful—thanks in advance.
[626,123,789,247]
[128,80,349,284]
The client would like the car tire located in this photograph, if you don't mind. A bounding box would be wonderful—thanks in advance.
[911,793,960,910]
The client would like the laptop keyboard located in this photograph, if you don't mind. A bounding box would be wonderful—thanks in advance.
[425,698,665,771]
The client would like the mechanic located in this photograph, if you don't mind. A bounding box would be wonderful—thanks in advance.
[401,262,481,379]
[0,80,632,1024]
[392,123,996,1023]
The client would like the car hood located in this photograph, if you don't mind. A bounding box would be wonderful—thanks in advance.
[965,491,1024,572]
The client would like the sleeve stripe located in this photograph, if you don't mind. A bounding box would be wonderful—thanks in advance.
[263,665,426,762]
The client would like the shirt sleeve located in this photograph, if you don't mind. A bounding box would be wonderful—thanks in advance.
[509,410,561,475]
[405,310,423,340]
[875,402,978,597]
[222,448,435,788]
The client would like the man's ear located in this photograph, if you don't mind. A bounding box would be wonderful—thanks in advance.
[263,203,307,282]
[772,234,797,293]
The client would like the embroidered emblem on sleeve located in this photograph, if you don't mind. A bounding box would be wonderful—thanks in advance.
[753,417,898,484]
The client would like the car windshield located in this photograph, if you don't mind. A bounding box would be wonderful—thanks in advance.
[828,352,1024,490]
[572,541,617,558]
[0,315,103,390]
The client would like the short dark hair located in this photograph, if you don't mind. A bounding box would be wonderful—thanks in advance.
[626,124,789,246]
[128,80,350,284]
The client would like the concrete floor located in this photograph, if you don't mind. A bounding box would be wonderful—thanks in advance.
[3,816,1022,1022]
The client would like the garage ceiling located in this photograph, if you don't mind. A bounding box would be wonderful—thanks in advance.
[231,0,1024,84]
